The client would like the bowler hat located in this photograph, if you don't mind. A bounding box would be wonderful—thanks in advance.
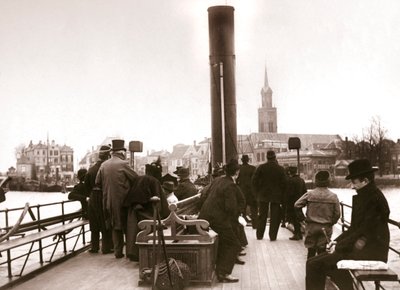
[162,181,175,192]
[175,167,189,177]
[224,159,240,175]
[315,170,330,187]
[267,150,276,160]
[345,159,377,180]
[111,139,126,151]
[241,155,249,162]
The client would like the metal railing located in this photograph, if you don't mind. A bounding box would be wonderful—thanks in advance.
[0,200,90,286]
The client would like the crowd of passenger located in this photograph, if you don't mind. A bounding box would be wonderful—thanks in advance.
[68,139,391,289]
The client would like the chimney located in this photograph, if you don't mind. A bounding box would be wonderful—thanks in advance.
[208,5,237,166]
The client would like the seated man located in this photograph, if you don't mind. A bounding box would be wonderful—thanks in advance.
[305,159,390,290]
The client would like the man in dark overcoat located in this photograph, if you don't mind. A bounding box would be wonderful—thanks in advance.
[198,159,242,283]
[252,150,287,241]
[123,164,169,261]
[236,154,257,229]
[95,139,138,259]
[306,159,390,290]
[85,145,113,254]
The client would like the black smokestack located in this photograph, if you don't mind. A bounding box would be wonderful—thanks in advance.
[208,6,237,166]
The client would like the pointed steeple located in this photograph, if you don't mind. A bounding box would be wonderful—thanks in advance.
[264,65,269,89]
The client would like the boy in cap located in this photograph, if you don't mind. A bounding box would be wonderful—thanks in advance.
[68,168,89,218]
[294,170,340,258]
[305,159,390,290]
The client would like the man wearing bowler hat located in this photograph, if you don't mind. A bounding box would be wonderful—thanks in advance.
[174,167,198,200]
[252,150,287,241]
[305,159,390,290]
[95,139,138,259]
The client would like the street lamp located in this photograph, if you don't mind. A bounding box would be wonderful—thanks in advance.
[129,141,143,171]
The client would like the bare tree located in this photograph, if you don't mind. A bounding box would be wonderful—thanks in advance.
[363,116,388,176]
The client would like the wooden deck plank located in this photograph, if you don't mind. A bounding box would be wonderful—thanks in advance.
[5,225,400,290]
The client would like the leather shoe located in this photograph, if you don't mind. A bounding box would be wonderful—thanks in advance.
[235,257,245,265]
[127,254,139,262]
[289,235,302,241]
[115,254,124,259]
[217,274,239,283]
[88,249,98,253]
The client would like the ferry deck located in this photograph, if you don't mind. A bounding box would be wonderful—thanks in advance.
[5,225,400,290]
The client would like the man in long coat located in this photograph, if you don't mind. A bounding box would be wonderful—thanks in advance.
[252,150,287,241]
[95,139,138,259]
[236,154,257,229]
[85,145,113,254]
[305,159,390,290]
[198,159,242,283]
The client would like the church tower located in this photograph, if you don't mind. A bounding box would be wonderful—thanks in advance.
[258,66,277,133]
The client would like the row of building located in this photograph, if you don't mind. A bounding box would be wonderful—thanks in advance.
[12,67,400,183]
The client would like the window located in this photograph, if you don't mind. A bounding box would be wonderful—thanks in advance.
[50,150,53,156]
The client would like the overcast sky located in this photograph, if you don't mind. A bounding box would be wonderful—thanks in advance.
[1,0,399,172]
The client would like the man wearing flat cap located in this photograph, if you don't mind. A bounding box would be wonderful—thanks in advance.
[95,139,138,259]
[305,159,390,290]
[252,150,287,241]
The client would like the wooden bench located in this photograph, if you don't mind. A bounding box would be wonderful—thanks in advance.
[338,260,400,290]
[136,193,218,285]
[0,202,89,278]
[349,269,399,290]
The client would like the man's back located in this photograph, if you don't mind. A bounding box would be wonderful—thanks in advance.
[252,161,287,203]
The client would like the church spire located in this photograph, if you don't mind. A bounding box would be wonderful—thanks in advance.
[264,65,269,89]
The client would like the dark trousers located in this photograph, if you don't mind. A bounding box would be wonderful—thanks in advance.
[126,207,152,258]
[306,252,353,290]
[257,202,281,240]
[91,229,113,253]
[112,229,125,257]
[211,224,241,275]
[247,203,258,229]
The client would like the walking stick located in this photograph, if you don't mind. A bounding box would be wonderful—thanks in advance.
[151,197,159,290]
[151,196,173,290]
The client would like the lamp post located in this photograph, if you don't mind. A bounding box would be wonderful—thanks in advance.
[288,137,301,175]
[129,141,143,171]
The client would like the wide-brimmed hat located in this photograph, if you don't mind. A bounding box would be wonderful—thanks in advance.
[345,159,377,180]
[267,150,276,160]
[162,181,175,192]
[315,170,330,187]
[111,139,126,151]
[99,145,111,153]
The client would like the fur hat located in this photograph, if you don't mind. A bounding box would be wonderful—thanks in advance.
[111,139,126,151]
[267,150,276,160]
[315,170,330,187]
[345,159,377,180]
